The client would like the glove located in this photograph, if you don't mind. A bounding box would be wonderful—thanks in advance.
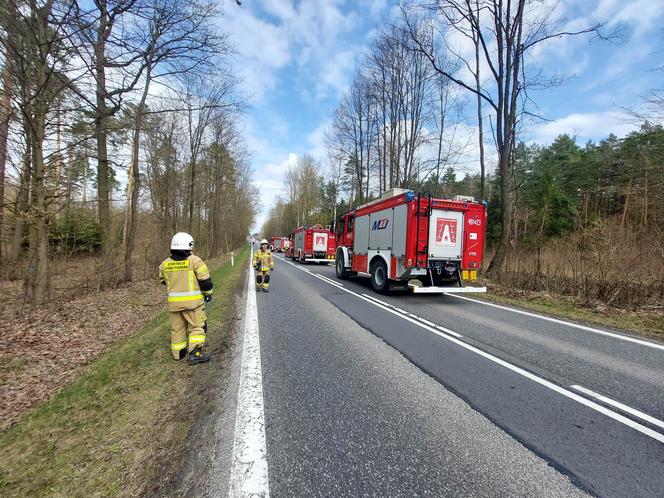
[204,295,213,303]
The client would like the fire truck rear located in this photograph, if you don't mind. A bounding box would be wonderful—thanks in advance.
[269,236,288,252]
[291,224,336,264]
[335,189,487,294]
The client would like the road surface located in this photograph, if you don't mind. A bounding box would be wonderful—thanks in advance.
[230,251,664,497]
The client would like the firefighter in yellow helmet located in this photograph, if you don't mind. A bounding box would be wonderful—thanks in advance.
[253,239,274,292]
[159,232,213,364]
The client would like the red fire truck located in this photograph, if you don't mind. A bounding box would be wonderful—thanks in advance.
[269,236,289,253]
[334,189,487,294]
[291,224,336,264]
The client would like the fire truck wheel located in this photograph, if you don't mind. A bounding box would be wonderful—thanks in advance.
[335,252,348,279]
[371,259,389,293]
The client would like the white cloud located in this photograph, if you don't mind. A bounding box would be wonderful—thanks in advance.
[253,152,300,230]
[307,119,331,162]
[529,111,637,143]
[223,6,292,101]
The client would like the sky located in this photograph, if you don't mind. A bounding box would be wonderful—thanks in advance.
[220,0,664,231]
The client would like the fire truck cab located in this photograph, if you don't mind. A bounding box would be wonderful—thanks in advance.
[335,189,487,294]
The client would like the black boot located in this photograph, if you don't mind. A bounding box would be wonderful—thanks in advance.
[187,348,210,365]
[263,287,269,292]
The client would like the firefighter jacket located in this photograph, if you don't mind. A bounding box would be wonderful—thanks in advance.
[253,249,274,272]
[159,253,213,312]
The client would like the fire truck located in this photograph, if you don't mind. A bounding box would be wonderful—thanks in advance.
[269,236,289,253]
[334,189,487,294]
[291,224,336,264]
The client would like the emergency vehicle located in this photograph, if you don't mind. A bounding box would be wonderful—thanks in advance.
[334,189,487,294]
[291,224,336,263]
[269,236,289,253]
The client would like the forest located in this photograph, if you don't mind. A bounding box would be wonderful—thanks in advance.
[0,0,255,306]
[261,2,664,310]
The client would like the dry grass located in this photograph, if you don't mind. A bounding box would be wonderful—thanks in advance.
[490,220,664,311]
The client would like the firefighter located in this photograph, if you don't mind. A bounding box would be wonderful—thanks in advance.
[159,232,213,365]
[253,239,274,292]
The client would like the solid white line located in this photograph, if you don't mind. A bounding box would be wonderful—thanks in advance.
[448,294,664,351]
[317,274,344,287]
[570,385,664,430]
[229,249,270,497]
[361,293,463,338]
[286,259,664,444]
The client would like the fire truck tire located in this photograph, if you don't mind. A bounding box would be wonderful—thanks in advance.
[370,259,389,293]
[335,251,348,279]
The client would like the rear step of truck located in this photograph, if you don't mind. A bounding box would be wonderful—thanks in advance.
[408,283,487,294]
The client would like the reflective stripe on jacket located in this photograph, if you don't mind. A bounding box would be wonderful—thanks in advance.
[159,254,211,311]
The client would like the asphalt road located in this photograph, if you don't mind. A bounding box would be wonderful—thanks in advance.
[253,254,664,497]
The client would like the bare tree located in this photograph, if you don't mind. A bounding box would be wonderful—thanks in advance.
[403,0,604,272]
[0,53,12,261]
[121,0,226,281]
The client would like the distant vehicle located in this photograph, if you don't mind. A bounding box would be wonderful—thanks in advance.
[269,236,289,253]
[291,224,336,264]
[335,189,487,294]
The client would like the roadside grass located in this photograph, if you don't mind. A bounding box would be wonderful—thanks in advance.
[0,246,249,497]
[479,286,664,340]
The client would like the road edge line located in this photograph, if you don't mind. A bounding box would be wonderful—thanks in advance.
[448,294,664,351]
[229,246,270,497]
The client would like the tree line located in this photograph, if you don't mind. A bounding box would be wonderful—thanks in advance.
[0,0,255,305]
[262,1,663,288]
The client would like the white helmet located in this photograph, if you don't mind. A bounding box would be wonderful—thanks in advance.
[171,232,194,250]
[260,239,268,245]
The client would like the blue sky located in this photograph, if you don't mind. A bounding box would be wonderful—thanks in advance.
[221,0,664,230]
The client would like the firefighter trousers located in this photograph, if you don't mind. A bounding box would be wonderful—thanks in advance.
[169,304,207,359]
[255,270,271,290]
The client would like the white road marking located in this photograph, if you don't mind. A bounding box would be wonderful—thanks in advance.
[229,249,270,497]
[317,274,344,287]
[284,258,664,444]
[361,293,463,338]
[570,385,664,430]
[449,294,664,351]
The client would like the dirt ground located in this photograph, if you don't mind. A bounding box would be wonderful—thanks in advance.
[0,271,165,432]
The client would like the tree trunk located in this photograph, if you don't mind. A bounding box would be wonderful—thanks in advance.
[25,119,50,305]
[95,4,114,282]
[475,40,486,201]
[123,66,152,281]
[0,62,12,261]
[12,131,31,257]
[488,144,513,273]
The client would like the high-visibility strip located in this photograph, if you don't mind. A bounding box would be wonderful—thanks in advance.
[188,270,195,291]
[168,290,203,297]
[171,341,187,351]
[189,335,206,343]
[197,264,209,275]
[168,294,203,302]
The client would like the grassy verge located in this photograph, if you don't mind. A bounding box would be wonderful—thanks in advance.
[480,284,664,340]
[0,246,249,497]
